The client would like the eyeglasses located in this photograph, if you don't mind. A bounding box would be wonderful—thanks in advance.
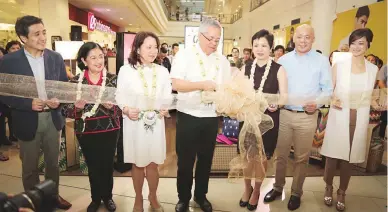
[201,33,220,44]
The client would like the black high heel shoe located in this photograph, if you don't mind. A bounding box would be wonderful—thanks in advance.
[239,186,253,207]
[247,193,260,211]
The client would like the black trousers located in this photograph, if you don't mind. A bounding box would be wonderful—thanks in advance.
[0,104,13,141]
[77,130,119,202]
[176,112,218,202]
[380,111,387,138]
[0,112,5,142]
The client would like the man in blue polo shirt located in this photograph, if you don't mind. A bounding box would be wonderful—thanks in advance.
[264,24,333,210]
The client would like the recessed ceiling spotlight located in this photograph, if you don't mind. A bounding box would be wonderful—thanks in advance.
[120,18,123,20]
[106,9,111,11]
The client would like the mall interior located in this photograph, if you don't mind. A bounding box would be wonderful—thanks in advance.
[0,0,387,211]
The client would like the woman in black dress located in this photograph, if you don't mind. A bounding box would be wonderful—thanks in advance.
[238,30,288,211]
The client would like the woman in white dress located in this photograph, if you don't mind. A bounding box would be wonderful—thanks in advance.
[116,32,172,212]
[320,28,380,211]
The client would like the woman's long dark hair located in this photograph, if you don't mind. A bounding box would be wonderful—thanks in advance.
[128,31,160,69]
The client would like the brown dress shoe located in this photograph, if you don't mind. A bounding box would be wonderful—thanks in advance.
[57,195,72,210]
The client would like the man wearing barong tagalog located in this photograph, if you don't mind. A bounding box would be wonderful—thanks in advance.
[263,24,333,211]
[170,18,231,212]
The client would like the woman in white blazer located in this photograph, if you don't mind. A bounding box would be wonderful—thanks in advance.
[320,28,380,211]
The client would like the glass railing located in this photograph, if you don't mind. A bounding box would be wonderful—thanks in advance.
[215,8,243,24]
[250,0,271,12]
[199,8,243,24]
[159,0,242,24]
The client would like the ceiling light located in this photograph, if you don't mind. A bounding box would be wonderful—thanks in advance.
[238,5,241,8]
[106,9,111,11]
[120,18,123,20]
[235,9,238,12]
[129,24,132,26]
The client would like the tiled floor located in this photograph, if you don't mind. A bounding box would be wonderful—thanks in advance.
[0,150,387,212]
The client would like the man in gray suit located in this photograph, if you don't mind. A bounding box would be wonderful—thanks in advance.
[0,15,72,210]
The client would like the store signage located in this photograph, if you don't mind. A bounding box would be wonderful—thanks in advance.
[88,12,116,35]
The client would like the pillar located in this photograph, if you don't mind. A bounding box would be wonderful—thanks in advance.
[21,0,40,17]
[311,0,337,55]
[38,0,70,49]
[236,0,253,50]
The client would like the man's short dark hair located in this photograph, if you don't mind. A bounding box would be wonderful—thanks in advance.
[5,40,22,52]
[161,47,168,54]
[232,47,239,53]
[172,43,179,49]
[15,16,44,41]
[356,6,370,18]
[376,57,383,68]
[243,48,252,54]
[366,53,376,58]
[274,45,285,52]
[0,47,6,55]
[161,42,168,47]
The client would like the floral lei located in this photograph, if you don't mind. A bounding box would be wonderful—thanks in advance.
[136,64,160,132]
[194,46,220,106]
[76,69,107,132]
[249,58,272,94]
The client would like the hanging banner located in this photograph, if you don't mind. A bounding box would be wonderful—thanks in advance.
[330,1,387,63]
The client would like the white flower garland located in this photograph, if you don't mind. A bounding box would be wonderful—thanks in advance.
[138,64,157,99]
[194,46,220,81]
[194,46,220,105]
[249,58,272,94]
[136,64,159,132]
[76,69,107,132]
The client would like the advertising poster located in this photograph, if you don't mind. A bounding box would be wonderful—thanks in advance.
[331,1,387,62]
[123,33,136,65]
